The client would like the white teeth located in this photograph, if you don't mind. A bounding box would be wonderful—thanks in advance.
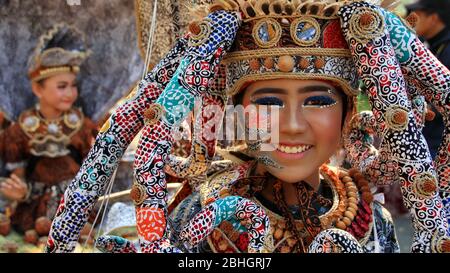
[276,144,312,154]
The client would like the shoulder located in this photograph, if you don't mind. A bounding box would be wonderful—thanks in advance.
[18,108,40,136]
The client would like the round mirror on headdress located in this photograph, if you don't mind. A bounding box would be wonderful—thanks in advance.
[291,17,321,46]
[253,18,282,48]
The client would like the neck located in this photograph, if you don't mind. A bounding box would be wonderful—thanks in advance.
[38,104,63,120]
[257,165,321,207]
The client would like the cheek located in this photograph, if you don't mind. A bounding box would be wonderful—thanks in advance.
[308,109,342,148]
[71,88,79,100]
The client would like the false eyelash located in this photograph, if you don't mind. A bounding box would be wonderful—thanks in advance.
[303,96,337,108]
[251,97,284,107]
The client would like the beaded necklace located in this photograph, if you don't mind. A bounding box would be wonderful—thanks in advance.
[226,164,374,252]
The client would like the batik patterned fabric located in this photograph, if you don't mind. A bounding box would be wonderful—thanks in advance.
[179,195,272,253]
[170,162,399,253]
[338,1,450,252]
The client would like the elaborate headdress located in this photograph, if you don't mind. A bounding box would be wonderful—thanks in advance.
[27,23,90,82]
[189,0,400,98]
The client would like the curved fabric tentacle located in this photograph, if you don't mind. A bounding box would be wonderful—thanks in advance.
[382,11,450,227]
[344,93,427,186]
[338,2,449,252]
[131,10,242,253]
[308,228,364,253]
[179,196,272,253]
[45,37,189,253]
[164,93,227,185]
[164,66,228,189]
[95,235,138,253]
[344,110,398,185]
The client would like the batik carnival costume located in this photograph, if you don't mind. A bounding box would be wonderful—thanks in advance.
[46,0,450,253]
[0,24,98,234]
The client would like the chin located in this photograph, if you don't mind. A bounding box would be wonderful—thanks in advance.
[58,104,73,111]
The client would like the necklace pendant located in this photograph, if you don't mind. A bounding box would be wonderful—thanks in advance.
[47,122,60,134]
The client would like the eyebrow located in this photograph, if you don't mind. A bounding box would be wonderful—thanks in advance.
[252,85,337,96]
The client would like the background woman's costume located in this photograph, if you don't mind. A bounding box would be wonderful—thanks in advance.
[46,0,450,253]
[0,24,98,232]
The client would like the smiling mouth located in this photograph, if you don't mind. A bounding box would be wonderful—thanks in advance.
[274,144,313,154]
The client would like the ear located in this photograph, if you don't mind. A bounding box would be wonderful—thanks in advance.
[31,81,43,98]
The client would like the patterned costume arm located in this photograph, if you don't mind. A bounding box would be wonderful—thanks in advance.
[164,88,227,191]
[45,37,189,253]
[344,93,427,186]
[383,10,450,227]
[131,10,242,253]
[338,2,449,252]
[178,196,272,253]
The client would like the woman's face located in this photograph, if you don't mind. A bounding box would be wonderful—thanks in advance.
[241,79,345,185]
[33,72,78,113]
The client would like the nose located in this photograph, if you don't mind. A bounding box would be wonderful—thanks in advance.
[280,104,308,135]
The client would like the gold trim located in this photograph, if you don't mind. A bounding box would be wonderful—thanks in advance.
[189,18,213,47]
[347,7,386,44]
[28,134,71,158]
[431,229,450,253]
[30,66,80,82]
[33,23,87,57]
[412,172,438,199]
[130,183,147,206]
[385,105,410,132]
[144,103,165,126]
[64,109,83,130]
[252,18,282,49]
[290,17,321,47]
[21,116,40,133]
[226,72,359,97]
[223,48,352,63]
